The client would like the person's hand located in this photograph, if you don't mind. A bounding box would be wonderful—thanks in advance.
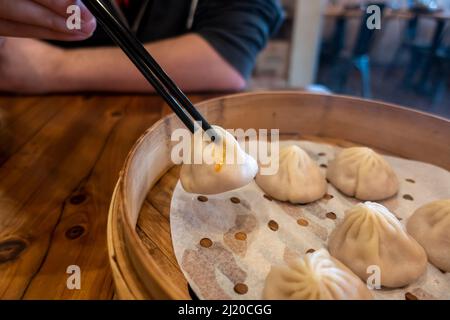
[0,0,96,40]
[0,38,66,93]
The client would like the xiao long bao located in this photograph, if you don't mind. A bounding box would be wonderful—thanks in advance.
[328,202,427,288]
[255,145,327,204]
[180,126,258,195]
[327,147,399,200]
[407,199,450,272]
[263,249,373,300]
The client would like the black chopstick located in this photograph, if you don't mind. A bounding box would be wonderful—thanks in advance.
[83,0,217,140]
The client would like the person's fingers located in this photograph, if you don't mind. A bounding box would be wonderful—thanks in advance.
[0,0,95,35]
[0,19,92,41]
[35,0,95,24]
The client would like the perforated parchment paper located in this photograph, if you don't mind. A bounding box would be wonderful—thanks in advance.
[170,140,450,300]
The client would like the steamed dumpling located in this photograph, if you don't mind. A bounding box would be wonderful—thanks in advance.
[407,199,450,272]
[255,145,327,204]
[327,147,399,200]
[263,249,373,300]
[180,126,258,194]
[328,202,427,288]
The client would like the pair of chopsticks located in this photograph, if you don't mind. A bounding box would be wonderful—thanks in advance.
[83,0,217,140]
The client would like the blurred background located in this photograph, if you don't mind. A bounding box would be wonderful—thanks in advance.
[251,0,450,118]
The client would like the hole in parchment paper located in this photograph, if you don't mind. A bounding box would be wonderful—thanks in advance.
[326,212,337,220]
[268,220,279,231]
[318,152,326,157]
[199,238,213,248]
[403,194,414,201]
[405,178,415,183]
[197,196,208,202]
[234,283,248,295]
[320,164,328,168]
[323,194,334,200]
[306,248,316,254]
[297,218,309,227]
[234,232,247,241]
[405,292,418,300]
[230,197,241,204]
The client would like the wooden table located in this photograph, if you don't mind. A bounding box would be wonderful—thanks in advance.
[0,94,215,299]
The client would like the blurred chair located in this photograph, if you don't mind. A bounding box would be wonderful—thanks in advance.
[332,3,387,98]
[320,16,347,66]
[430,30,450,105]
[385,14,420,78]
[405,21,449,93]
[432,48,450,104]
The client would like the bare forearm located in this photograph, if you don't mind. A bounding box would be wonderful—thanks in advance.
[57,33,246,93]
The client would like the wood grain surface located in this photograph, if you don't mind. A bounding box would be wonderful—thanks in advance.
[0,94,214,300]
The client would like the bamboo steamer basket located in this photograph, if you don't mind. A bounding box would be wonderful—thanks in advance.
[108,91,450,300]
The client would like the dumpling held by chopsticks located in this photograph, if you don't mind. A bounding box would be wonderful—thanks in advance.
[180,126,258,194]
